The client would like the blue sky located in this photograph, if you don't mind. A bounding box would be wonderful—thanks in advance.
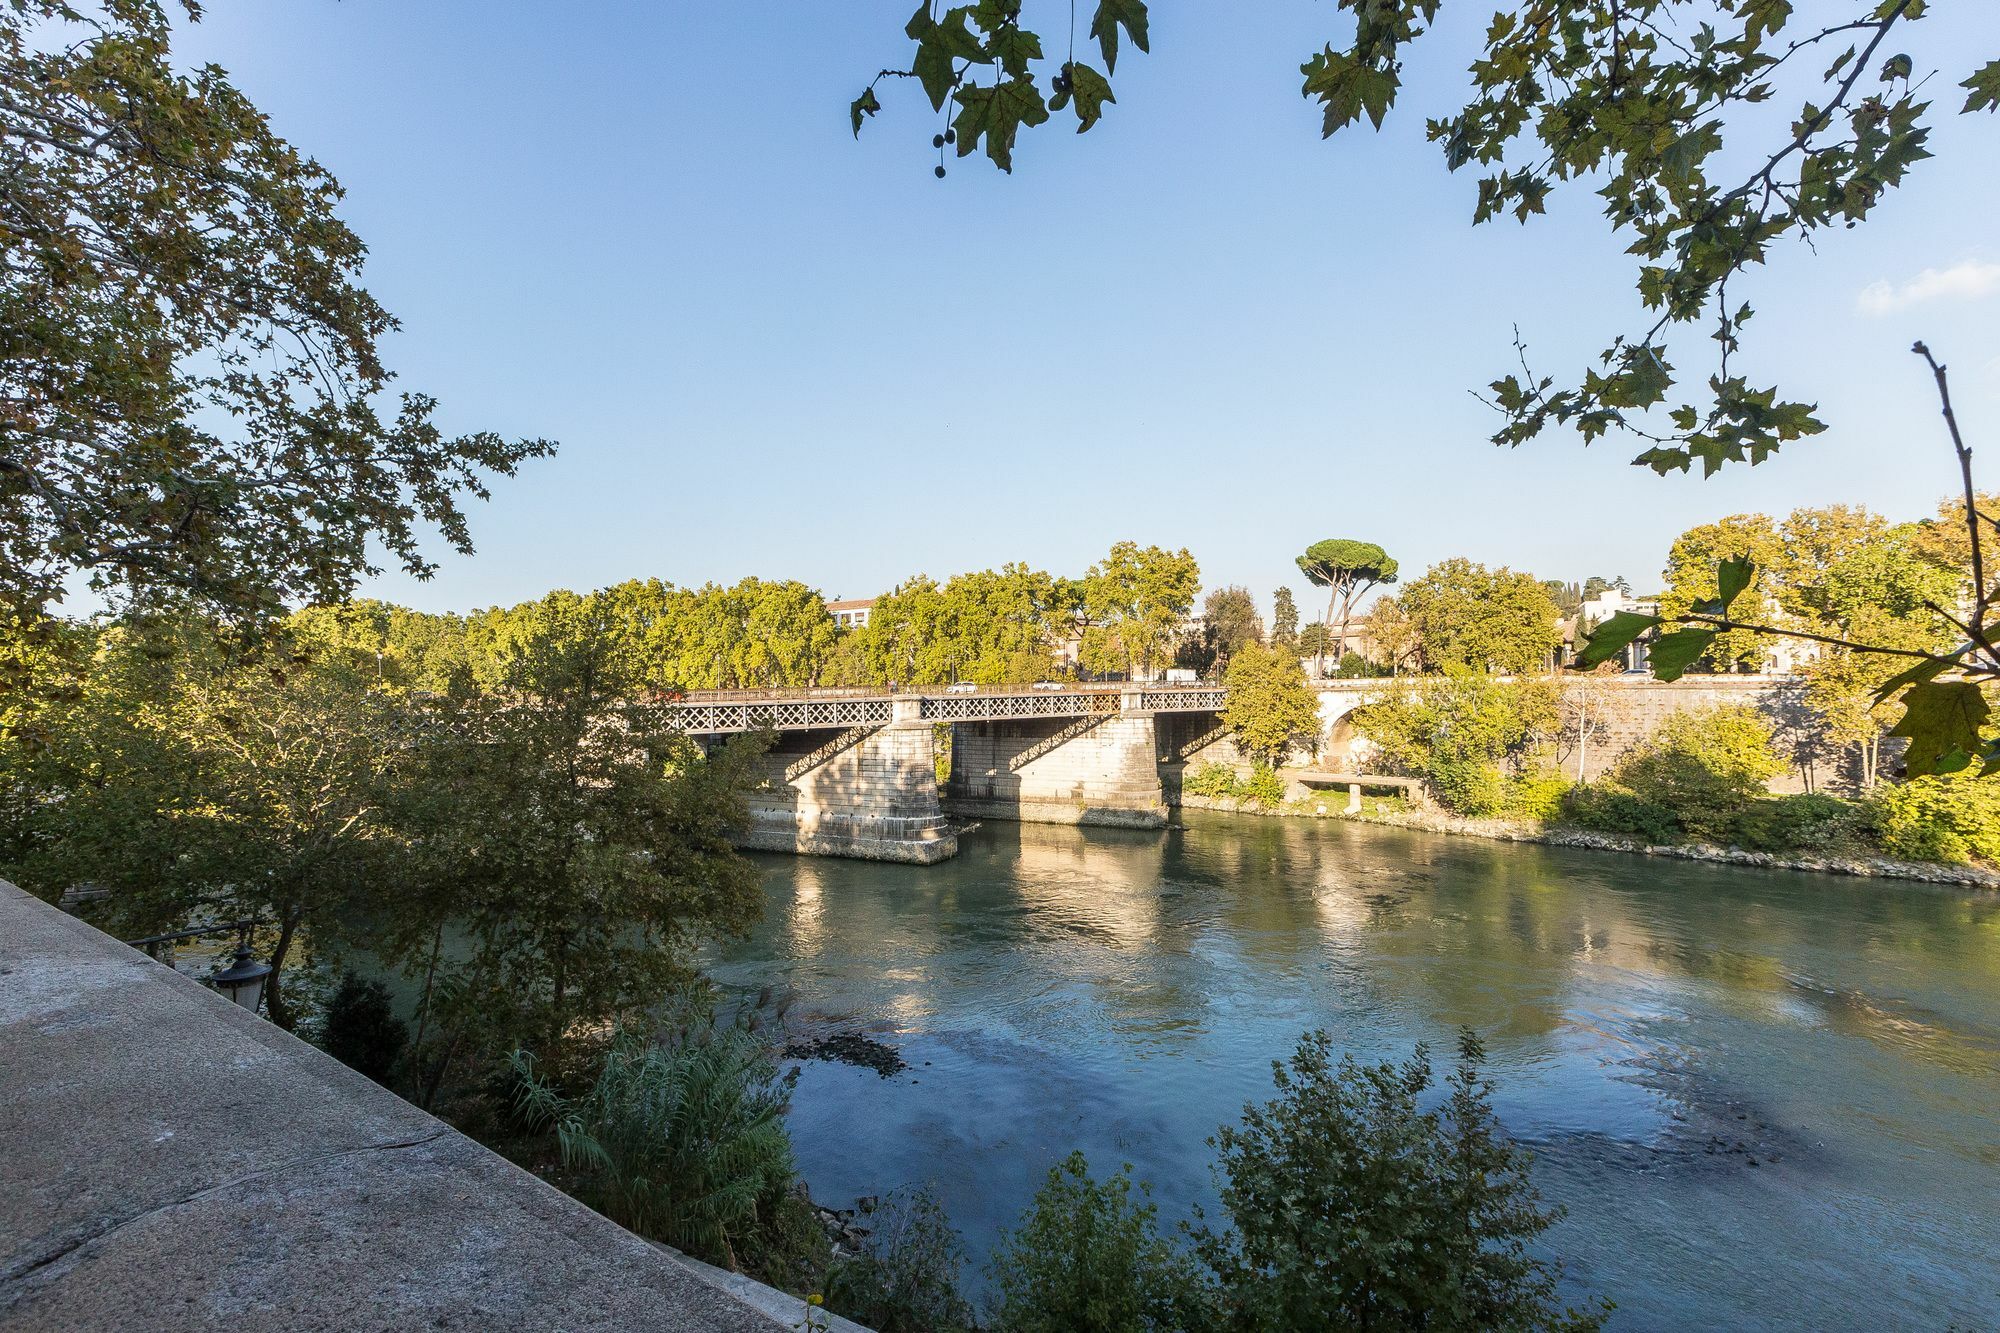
[175,4,2000,618]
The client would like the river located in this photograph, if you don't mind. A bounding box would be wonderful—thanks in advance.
[707,812,2000,1329]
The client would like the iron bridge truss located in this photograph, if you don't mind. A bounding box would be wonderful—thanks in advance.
[649,687,1228,734]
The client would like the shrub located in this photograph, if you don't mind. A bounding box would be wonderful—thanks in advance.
[1504,767,1571,821]
[1183,762,1242,801]
[826,1185,976,1333]
[1560,784,1680,844]
[1355,673,1560,816]
[1430,759,1507,817]
[319,971,408,1084]
[1181,763,1286,811]
[1613,705,1782,839]
[1722,793,1861,854]
[510,1023,811,1280]
[1870,775,2000,865]
[988,1152,1214,1333]
[1195,1030,1608,1332]
[1239,764,1287,811]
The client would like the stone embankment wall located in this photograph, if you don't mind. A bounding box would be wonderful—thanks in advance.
[1311,675,1811,788]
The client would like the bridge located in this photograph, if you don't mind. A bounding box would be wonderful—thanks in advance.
[648,684,1233,863]
[657,676,1793,864]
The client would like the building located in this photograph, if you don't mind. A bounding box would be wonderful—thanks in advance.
[826,598,874,630]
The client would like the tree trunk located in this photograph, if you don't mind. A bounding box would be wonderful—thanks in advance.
[410,921,445,1062]
[262,910,304,1031]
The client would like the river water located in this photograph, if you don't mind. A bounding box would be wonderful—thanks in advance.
[707,813,2000,1329]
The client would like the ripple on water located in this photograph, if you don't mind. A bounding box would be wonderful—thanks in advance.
[712,817,2000,1328]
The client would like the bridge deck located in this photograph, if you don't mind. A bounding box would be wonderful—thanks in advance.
[647,686,1228,733]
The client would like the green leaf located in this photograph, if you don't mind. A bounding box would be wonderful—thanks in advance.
[1575,610,1659,669]
[1871,655,1952,704]
[1645,628,1716,681]
[1889,680,1991,777]
[1715,556,1753,612]
[1932,745,1973,776]
[1963,59,2000,114]
[912,7,985,110]
[849,87,881,138]
[951,76,1050,172]
[1055,62,1115,131]
[989,26,1043,78]
[1089,0,1149,75]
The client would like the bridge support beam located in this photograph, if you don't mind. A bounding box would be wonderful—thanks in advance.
[738,699,957,864]
[945,693,1167,828]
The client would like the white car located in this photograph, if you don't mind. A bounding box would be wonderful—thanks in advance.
[945,681,979,694]
[1031,681,1066,691]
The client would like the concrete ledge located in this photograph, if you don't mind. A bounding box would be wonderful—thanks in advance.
[942,796,1168,829]
[0,881,803,1332]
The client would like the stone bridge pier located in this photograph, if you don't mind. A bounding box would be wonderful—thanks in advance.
[735,698,957,865]
[944,690,1168,829]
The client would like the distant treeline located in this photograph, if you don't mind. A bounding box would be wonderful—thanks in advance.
[281,541,1201,695]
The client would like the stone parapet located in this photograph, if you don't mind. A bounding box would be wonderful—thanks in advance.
[0,881,812,1333]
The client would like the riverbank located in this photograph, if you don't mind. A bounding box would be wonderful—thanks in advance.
[1176,795,2000,890]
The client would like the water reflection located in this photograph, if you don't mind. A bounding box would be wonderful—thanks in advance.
[710,813,2000,1329]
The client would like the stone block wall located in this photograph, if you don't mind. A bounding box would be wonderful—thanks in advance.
[945,714,1167,828]
[1316,676,1816,791]
[740,722,957,863]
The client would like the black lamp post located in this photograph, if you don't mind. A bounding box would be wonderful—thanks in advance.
[123,918,273,1015]
[209,942,273,1013]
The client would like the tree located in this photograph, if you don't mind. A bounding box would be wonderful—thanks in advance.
[5,616,410,1028]
[1080,542,1200,680]
[1195,1029,1606,1332]
[989,1153,1215,1333]
[1361,595,1418,675]
[1221,644,1321,769]
[1198,585,1264,675]
[320,972,409,1085]
[1657,515,1786,670]
[862,564,1077,686]
[1270,587,1299,650]
[1399,559,1561,676]
[825,1187,978,1333]
[1581,575,1629,601]
[1296,622,1331,666]
[1355,672,1559,816]
[391,628,766,1086]
[1578,368,2000,777]
[1558,667,1621,784]
[1,1,551,619]
[1295,539,1398,668]
[855,3,1990,473]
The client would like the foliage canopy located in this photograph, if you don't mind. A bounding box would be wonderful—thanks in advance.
[855,1,1996,471]
[0,1,550,619]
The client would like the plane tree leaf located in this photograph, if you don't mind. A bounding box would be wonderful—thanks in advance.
[1889,681,1991,777]
[1575,611,1659,670]
[1644,628,1716,682]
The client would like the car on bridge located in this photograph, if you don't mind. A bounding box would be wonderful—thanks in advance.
[946,681,979,694]
[1031,681,1065,691]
